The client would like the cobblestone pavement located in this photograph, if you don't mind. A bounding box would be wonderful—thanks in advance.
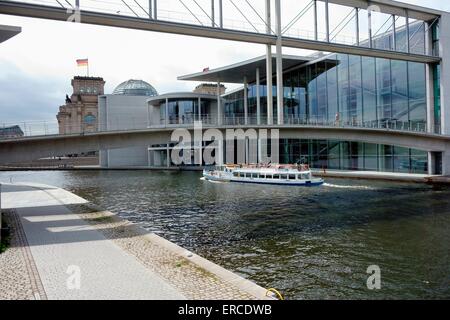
[77,209,257,300]
[1,184,185,300]
[0,210,46,300]
[1,183,268,300]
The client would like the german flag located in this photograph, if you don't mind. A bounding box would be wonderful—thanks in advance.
[76,58,88,67]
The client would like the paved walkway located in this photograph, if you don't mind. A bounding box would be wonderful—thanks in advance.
[1,183,185,300]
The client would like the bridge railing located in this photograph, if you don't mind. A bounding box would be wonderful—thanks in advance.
[6,0,374,50]
[0,116,434,140]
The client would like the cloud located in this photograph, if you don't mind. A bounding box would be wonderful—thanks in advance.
[0,60,66,123]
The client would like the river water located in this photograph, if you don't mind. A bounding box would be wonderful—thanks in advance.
[1,170,449,299]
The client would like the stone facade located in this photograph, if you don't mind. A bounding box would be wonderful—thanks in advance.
[56,76,105,134]
[193,83,226,96]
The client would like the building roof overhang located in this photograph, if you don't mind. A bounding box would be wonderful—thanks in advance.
[147,92,218,105]
[0,24,21,43]
[178,55,313,84]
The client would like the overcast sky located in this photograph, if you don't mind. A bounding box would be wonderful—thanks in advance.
[0,0,449,123]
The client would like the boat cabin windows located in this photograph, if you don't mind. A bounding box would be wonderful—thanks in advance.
[281,174,288,180]
[289,174,296,180]
[233,172,239,177]
[273,174,280,179]
[301,173,311,179]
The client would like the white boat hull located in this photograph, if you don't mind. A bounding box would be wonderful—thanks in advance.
[203,171,324,187]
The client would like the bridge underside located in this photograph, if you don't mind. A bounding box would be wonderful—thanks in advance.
[1,127,449,165]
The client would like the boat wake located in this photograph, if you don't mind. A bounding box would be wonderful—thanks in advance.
[323,183,376,190]
[200,177,225,184]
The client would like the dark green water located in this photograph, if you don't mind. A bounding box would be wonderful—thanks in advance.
[1,170,449,299]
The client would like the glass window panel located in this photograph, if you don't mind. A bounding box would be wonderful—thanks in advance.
[337,54,349,123]
[409,20,426,55]
[408,62,427,131]
[391,60,409,129]
[348,55,363,125]
[364,143,378,170]
[362,57,377,125]
[376,58,392,124]
[327,56,339,122]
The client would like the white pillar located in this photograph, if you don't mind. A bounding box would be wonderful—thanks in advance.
[166,145,170,168]
[355,8,360,46]
[244,77,248,125]
[426,64,435,134]
[406,10,410,53]
[219,0,223,28]
[425,19,435,134]
[198,97,202,122]
[217,82,222,125]
[165,98,169,126]
[392,15,397,51]
[313,0,318,41]
[266,0,273,125]
[256,67,261,125]
[325,0,330,42]
[217,138,224,165]
[148,0,152,19]
[275,0,284,125]
[439,13,450,135]
[368,6,372,48]
[211,0,215,27]
[428,152,436,175]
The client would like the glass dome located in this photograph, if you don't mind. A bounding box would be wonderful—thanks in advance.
[112,79,158,96]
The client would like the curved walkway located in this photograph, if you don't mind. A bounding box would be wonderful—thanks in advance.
[0,183,270,300]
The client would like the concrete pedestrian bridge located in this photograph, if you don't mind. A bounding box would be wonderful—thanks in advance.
[1,125,450,173]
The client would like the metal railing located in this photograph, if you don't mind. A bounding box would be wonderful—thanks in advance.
[1,115,437,140]
[7,0,404,52]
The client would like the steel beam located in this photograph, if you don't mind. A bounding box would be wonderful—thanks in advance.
[211,0,215,27]
[219,0,223,28]
[325,0,330,42]
[314,0,318,41]
[275,0,283,125]
[265,0,273,125]
[0,1,441,64]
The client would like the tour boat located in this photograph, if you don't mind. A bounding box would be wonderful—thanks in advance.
[203,164,324,186]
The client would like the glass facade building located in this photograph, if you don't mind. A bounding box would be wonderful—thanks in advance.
[224,53,428,131]
[279,139,428,174]
[221,51,434,174]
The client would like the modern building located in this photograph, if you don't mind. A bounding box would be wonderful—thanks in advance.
[47,0,445,176]
[178,51,435,174]
[99,85,219,167]
[56,76,105,134]
[98,79,158,167]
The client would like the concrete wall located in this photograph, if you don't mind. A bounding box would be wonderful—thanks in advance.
[99,95,150,131]
[98,94,151,167]
[104,147,148,167]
